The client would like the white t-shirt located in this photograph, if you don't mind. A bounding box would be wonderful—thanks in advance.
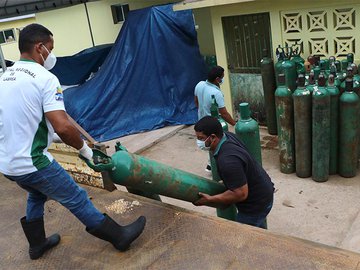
[0,60,65,176]
[194,80,225,120]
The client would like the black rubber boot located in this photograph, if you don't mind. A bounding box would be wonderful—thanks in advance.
[86,214,146,251]
[20,216,61,260]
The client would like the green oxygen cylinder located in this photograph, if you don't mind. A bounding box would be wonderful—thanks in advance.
[275,74,295,173]
[260,48,277,135]
[293,74,312,178]
[326,74,340,175]
[350,63,360,96]
[312,74,330,182]
[275,45,297,91]
[282,55,297,92]
[341,59,349,74]
[339,77,360,177]
[275,46,284,85]
[210,95,228,131]
[347,53,354,65]
[329,63,341,88]
[313,65,321,83]
[235,103,262,165]
[340,67,355,94]
[306,71,316,93]
[84,147,228,204]
[290,42,305,75]
[210,149,238,220]
[209,95,236,220]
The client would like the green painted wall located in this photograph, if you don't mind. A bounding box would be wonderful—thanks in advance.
[229,73,265,123]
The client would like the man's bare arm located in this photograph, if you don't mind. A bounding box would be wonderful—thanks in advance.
[219,107,236,126]
[45,110,83,150]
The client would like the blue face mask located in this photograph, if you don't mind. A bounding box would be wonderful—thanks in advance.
[219,78,224,85]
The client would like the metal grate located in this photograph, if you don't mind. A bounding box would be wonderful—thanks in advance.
[222,12,272,74]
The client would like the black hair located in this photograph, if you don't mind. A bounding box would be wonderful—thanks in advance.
[194,116,223,138]
[19,23,53,53]
[207,66,224,82]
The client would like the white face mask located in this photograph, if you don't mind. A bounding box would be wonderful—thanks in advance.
[219,78,224,85]
[196,136,211,151]
[40,44,57,70]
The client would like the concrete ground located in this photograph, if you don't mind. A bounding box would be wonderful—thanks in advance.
[3,124,360,269]
[3,175,360,269]
[119,124,360,254]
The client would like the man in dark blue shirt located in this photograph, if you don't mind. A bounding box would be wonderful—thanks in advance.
[193,116,274,229]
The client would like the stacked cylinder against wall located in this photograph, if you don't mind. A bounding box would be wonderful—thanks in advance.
[261,45,360,180]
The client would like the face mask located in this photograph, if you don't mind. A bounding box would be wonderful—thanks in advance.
[219,78,224,85]
[40,44,57,70]
[196,136,211,151]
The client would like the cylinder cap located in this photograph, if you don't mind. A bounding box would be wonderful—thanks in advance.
[239,103,251,120]
[328,74,335,86]
[345,77,353,92]
[318,73,326,87]
[335,60,341,71]
[308,72,315,85]
[278,73,285,85]
[307,55,315,65]
[297,74,305,87]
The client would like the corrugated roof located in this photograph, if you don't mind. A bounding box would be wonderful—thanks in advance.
[0,0,99,20]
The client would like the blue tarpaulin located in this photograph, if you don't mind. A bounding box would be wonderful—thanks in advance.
[51,44,113,86]
[63,4,207,142]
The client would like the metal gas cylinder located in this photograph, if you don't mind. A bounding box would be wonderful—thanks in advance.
[275,74,295,173]
[84,148,228,204]
[328,64,341,88]
[293,74,312,178]
[209,97,236,220]
[290,42,305,75]
[350,63,360,96]
[304,60,311,75]
[210,95,228,131]
[235,103,262,165]
[275,45,284,85]
[312,74,330,182]
[313,65,321,82]
[339,67,360,94]
[209,151,237,220]
[326,74,340,175]
[338,77,360,177]
[275,46,297,91]
[306,71,316,93]
[319,60,327,72]
[260,48,277,135]
[347,53,354,65]
[341,59,349,73]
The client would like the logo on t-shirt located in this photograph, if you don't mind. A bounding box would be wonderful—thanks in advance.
[55,87,63,101]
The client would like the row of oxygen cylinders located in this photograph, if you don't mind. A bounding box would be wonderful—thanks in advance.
[275,72,359,181]
[261,45,360,180]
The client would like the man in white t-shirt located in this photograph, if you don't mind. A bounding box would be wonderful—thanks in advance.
[0,24,145,260]
[194,66,236,172]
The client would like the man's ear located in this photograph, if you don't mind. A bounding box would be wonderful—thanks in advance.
[34,43,43,54]
[210,134,217,141]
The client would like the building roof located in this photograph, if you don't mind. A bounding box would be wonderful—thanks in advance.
[0,0,99,20]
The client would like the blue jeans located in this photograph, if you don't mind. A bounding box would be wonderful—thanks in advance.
[236,200,273,229]
[5,160,104,229]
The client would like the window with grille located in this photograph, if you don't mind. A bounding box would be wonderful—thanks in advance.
[222,13,272,74]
